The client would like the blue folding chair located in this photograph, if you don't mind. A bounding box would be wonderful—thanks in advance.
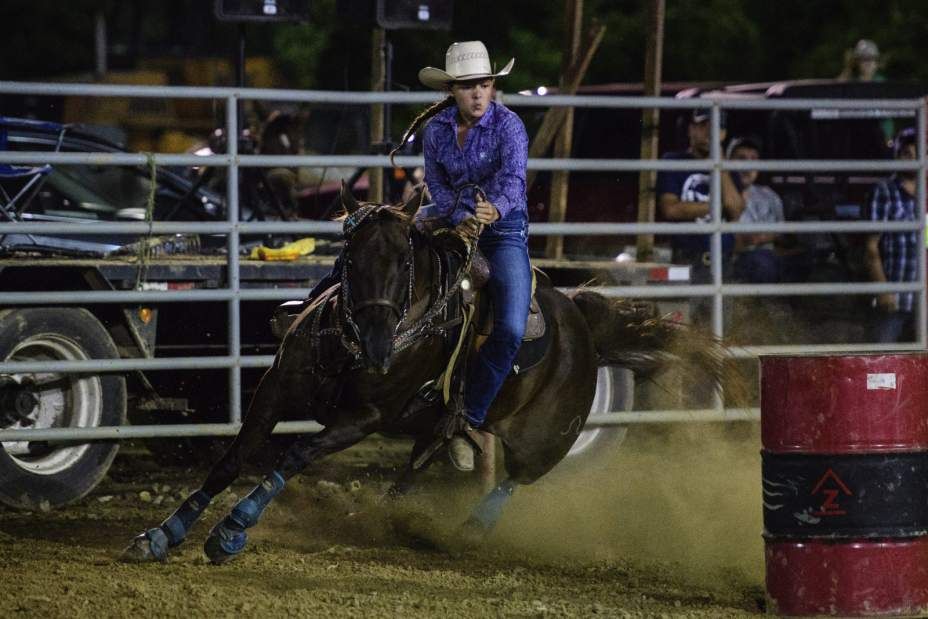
[0,117,61,222]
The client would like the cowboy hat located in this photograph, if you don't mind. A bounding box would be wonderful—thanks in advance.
[418,41,515,91]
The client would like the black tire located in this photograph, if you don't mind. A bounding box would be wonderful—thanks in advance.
[564,366,633,463]
[0,308,126,509]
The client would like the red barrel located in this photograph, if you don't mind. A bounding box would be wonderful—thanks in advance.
[761,353,928,616]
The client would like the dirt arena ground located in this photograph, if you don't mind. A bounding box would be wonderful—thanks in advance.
[0,423,765,617]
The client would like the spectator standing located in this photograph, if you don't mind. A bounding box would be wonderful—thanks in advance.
[864,127,919,343]
[838,39,884,82]
[838,39,893,141]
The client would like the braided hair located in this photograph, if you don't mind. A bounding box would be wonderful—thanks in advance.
[389,95,455,167]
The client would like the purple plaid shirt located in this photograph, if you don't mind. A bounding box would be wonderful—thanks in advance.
[422,101,528,226]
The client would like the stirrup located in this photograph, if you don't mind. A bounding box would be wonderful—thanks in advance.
[455,423,485,452]
[412,417,483,471]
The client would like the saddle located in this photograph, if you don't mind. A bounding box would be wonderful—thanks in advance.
[454,245,551,374]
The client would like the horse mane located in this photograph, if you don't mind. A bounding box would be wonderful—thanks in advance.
[388,95,455,167]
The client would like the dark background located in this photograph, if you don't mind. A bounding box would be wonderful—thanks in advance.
[2,0,925,99]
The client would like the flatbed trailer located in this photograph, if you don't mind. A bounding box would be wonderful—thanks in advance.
[0,251,684,509]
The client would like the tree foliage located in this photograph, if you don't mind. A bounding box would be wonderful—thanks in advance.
[3,0,928,91]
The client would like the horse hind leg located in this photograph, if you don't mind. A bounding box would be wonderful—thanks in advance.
[120,369,285,563]
[203,405,381,565]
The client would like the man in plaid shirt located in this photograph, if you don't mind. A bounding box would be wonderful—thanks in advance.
[865,127,920,343]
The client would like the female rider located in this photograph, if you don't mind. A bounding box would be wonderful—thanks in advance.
[310,41,530,472]
[405,41,530,471]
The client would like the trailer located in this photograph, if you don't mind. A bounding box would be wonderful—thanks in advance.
[0,252,335,508]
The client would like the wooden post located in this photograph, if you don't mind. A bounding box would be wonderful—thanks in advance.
[369,27,385,203]
[635,0,665,262]
[546,0,584,259]
[525,23,605,192]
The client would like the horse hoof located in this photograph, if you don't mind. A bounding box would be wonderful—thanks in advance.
[204,521,247,565]
[120,528,169,563]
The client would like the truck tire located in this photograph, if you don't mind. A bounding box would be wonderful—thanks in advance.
[0,308,126,509]
[565,366,633,462]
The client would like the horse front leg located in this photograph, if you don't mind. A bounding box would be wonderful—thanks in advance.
[120,368,286,563]
[203,405,381,564]
[383,434,436,500]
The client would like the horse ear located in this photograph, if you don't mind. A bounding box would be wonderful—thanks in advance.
[402,184,425,217]
[340,180,360,214]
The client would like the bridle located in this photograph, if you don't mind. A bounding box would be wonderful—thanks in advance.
[339,204,416,346]
[333,185,481,364]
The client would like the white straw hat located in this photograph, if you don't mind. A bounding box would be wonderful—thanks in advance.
[418,41,515,91]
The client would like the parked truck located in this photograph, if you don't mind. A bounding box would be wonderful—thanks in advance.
[0,116,653,509]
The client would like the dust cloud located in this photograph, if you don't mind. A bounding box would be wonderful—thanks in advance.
[493,423,764,590]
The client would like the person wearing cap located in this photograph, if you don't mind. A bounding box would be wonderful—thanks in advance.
[389,41,529,471]
[838,39,883,82]
[656,109,745,319]
[837,38,893,141]
[864,127,920,343]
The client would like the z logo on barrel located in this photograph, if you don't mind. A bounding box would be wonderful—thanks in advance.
[811,467,852,516]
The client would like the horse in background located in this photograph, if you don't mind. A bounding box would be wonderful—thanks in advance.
[122,185,733,564]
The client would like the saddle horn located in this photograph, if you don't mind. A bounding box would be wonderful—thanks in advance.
[340,180,361,214]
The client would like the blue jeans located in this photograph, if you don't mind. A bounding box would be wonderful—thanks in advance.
[733,247,812,284]
[734,248,780,284]
[869,310,915,344]
[464,221,532,426]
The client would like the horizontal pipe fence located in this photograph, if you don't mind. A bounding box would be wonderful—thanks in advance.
[0,81,924,442]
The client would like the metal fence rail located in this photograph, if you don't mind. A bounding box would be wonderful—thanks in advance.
[0,81,924,442]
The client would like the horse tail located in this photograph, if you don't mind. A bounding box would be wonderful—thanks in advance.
[569,289,742,400]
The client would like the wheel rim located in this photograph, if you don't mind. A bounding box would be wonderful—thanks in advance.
[2,334,103,475]
[567,366,614,457]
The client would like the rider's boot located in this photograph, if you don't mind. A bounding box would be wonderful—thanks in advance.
[447,408,484,472]
[448,433,476,471]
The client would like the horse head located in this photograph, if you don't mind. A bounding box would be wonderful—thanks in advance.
[339,181,423,373]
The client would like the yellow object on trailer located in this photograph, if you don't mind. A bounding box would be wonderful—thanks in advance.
[249,237,316,261]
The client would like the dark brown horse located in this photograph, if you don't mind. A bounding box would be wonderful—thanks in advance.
[122,186,728,564]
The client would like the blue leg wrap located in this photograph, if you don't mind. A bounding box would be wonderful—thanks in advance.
[470,478,517,530]
[142,527,170,561]
[229,470,286,530]
[205,471,285,562]
[159,489,212,547]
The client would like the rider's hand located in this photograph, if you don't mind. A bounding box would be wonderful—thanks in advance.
[454,216,481,241]
[475,199,500,225]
